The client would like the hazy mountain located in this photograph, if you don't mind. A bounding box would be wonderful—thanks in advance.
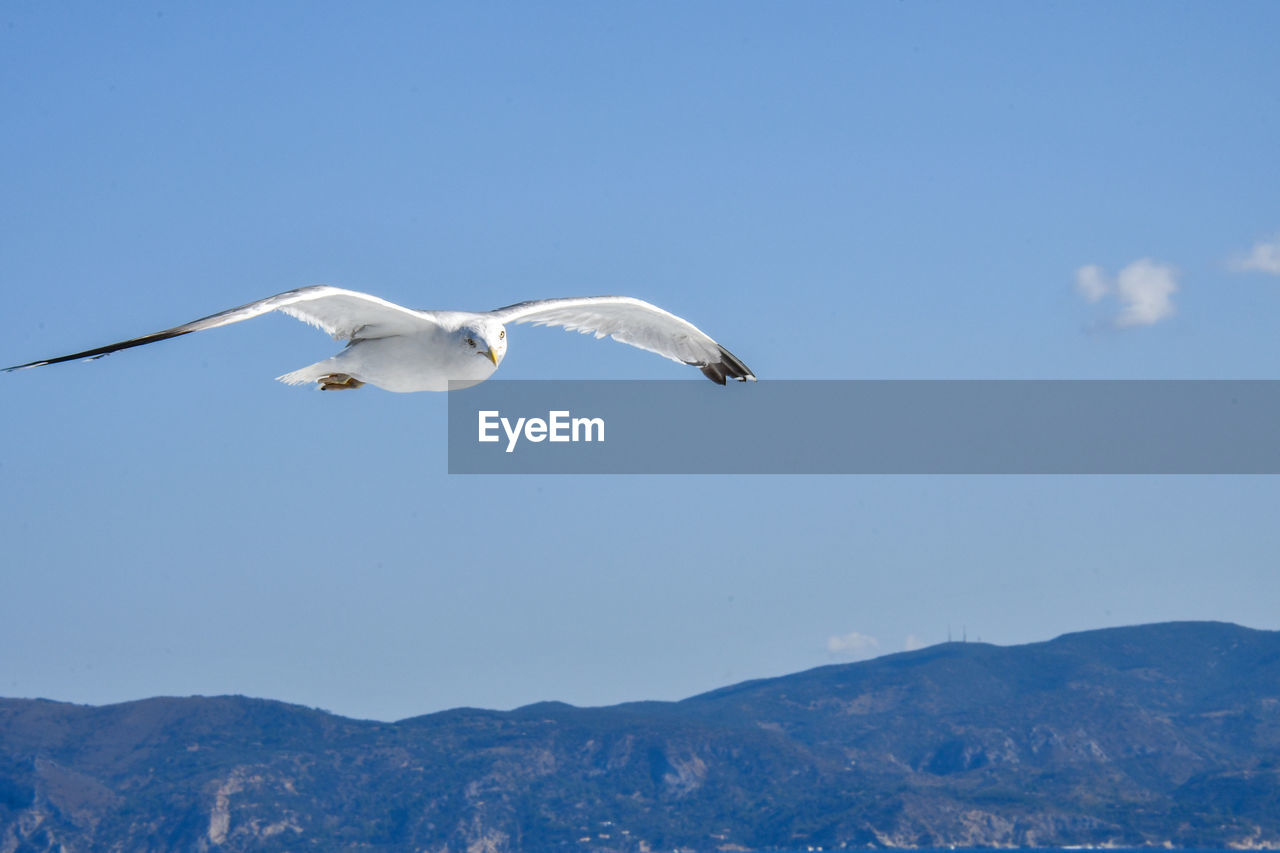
[3,621,1278,851]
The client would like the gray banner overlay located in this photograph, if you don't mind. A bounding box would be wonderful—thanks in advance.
[446,380,1280,474]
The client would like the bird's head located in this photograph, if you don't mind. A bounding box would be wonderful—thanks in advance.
[461,320,508,368]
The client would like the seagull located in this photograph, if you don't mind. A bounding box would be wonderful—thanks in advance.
[3,286,755,392]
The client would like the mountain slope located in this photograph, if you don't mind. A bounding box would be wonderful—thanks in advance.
[2,621,1278,851]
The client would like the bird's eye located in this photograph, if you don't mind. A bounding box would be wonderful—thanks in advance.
[466,337,476,347]
[499,330,505,339]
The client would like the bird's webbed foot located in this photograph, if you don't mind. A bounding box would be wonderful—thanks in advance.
[318,373,365,391]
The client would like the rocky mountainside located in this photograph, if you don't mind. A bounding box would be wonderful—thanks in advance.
[2,621,1279,851]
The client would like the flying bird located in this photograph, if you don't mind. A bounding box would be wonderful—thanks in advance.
[4,286,755,392]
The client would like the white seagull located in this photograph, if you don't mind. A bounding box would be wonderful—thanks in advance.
[4,286,755,392]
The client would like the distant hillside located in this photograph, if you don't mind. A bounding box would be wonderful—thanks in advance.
[2,621,1279,851]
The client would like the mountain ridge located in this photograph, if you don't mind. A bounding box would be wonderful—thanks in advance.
[2,620,1278,851]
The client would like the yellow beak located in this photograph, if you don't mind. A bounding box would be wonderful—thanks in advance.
[483,349,499,366]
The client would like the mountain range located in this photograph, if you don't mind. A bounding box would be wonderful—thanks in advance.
[2,620,1279,851]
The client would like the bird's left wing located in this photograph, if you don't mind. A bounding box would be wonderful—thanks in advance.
[4,286,431,371]
[488,296,754,384]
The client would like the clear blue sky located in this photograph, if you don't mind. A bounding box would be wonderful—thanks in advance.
[3,2,1279,722]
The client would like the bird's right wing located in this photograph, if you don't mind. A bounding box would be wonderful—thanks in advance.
[487,295,755,384]
[4,285,432,371]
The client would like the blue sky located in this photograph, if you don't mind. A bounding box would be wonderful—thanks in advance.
[3,2,1279,722]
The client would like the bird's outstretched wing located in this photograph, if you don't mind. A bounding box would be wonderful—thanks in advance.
[4,286,431,372]
[487,296,755,384]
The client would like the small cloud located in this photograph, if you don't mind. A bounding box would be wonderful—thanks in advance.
[904,634,927,652]
[1074,259,1178,328]
[1114,259,1178,327]
[1074,265,1109,303]
[1230,232,1280,275]
[827,631,880,660]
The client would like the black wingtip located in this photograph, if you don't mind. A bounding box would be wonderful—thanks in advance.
[3,360,49,373]
[700,363,729,385]
[697,345,755,385]
[2,328,195,374]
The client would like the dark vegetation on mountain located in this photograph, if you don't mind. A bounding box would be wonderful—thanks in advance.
[2,621,1278,851]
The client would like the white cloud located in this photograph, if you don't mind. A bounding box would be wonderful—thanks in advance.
[826,631,880,660]
[1074,264,1109,303]
[1074,259,1178,328]
[904,634,927,652]
[1230,232,1280,275]
[1114,259,1178,327]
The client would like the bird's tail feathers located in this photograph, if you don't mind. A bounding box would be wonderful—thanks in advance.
[276,359,338,386]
